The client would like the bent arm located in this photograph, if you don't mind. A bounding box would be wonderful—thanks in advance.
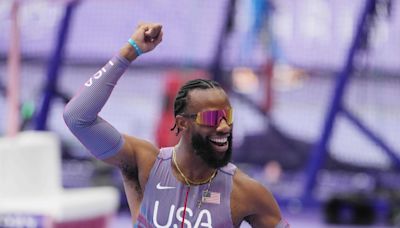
[63,55,131,161]
[63,23,163,167]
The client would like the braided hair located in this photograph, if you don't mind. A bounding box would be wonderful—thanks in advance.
[170,78,221,135]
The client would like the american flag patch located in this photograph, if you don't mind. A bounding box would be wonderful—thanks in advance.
[202,191,220,204]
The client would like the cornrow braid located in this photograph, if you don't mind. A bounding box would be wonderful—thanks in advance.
[170,78,221,135]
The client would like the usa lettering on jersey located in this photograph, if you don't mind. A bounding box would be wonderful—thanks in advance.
[153,201,212,228]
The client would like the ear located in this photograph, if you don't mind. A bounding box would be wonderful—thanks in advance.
[175,115,189,132]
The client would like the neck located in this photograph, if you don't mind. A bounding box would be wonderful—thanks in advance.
[173,142,216,185]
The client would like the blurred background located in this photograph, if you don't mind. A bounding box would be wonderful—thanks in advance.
[0,0,399,227]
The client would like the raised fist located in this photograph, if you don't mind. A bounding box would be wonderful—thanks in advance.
[130,23,163,54]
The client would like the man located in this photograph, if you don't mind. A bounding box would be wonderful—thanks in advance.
[64,23,289,227]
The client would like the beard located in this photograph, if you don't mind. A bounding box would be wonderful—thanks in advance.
[191,132,232,169]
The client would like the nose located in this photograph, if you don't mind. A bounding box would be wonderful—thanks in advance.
[216,118,231,133]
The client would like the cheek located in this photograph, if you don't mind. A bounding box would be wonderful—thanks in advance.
[193,125,214,137]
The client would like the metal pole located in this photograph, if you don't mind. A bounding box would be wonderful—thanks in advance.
[302,0,376,202]
[341,107,400,168]
[35,1,78,130]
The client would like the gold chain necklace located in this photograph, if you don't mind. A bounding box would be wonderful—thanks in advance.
[172,147,217,186]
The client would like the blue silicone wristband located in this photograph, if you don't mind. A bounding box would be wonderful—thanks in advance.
[128,38,143,56]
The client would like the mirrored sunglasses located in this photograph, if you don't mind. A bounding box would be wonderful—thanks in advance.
[182,108,233,127]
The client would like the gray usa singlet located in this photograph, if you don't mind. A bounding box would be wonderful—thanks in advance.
[134,147,237,228]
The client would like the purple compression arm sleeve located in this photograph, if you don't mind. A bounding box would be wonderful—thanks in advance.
[63,55,130,159]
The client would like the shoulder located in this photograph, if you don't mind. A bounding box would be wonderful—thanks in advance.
[232,169,269,198]
[232,169,282,227]
[124,135,159,170]
[106,135,159,167]
[232,169,274,204]
[107,135,159,183]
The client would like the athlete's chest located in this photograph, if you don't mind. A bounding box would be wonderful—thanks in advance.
[138,170,233,227]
